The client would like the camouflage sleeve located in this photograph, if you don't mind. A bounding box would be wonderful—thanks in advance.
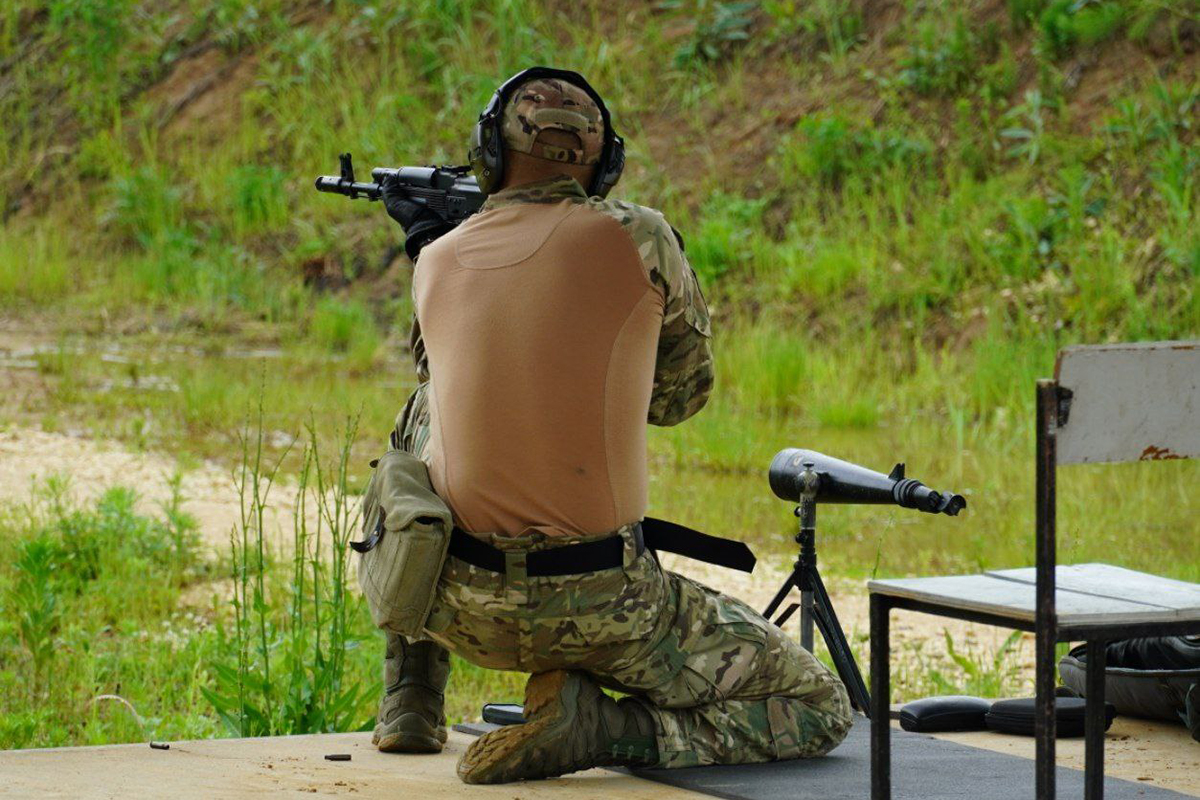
[409,270,430,382]
[409,315,430,383]
[648,227,714,426]
[596,200,714,426]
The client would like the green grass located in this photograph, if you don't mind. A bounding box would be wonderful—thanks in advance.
[0,0,1197,751]
[0,479,220,748]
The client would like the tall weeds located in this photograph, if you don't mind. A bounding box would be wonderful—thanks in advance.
[204,412,371,736]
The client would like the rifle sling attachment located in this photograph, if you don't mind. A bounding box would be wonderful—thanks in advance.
[446,517,756,577]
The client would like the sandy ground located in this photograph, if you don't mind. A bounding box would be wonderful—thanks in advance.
[0,722,1194,798]
[930,715,1200,796]
[0,730,701,799]
[0,427,299,557]
[2,426,1197,794]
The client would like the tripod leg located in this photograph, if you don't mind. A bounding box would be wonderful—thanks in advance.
[808,566,872,716]
[800,588,815,652]
[762,570,798,621]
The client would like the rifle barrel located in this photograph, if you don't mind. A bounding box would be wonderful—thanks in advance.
[314,175,381,200]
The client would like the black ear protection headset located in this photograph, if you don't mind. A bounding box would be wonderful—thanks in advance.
[468,66,625,198]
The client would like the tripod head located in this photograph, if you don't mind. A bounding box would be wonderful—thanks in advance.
[769,448,966,516]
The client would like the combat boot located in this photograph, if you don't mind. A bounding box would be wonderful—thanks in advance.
[457,669,658,784]
[373,634,450,753]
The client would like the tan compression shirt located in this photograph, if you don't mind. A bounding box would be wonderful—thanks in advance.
[411,176,713,537]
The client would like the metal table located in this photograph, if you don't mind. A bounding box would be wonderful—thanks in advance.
[870,343,1200,800]
[868,564,1200,800]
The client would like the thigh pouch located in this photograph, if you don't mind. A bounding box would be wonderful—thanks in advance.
[352,448,452,637]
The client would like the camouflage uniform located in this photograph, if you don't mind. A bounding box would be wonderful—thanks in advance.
[392,179,851,767]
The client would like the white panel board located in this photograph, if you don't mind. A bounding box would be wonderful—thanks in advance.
[1055,341,1200,465]
[867,573,1185,626]
[986,563,1200,615]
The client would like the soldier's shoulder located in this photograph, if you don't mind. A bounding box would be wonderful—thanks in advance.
[585,198,684,255]
[413,225,460,267]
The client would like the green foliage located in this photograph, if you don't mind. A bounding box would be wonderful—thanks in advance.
[1037,0,1079,59]
[308,296,381,369]
[107,165,186,248]
[0,480,211,748]
[662,0,757,67]
[1105,80,1197,152]
[1072,1,1131,46]
[781,115,931,189]
[764,0,863,58]
[999,89,1050,164]
[227,165,289,235]
[9,534,62,692]
[46,0,133,117]
[206,0,284,52]
[1008,0,1049,30]
[1036,0,1141,59]
[0,225,72,305]
[936,629,1025,697]
[687,193,769,283]
[202,418,373,736]
[898,15,998,96]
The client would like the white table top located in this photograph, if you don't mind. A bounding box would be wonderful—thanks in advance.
[868,563,1200,627]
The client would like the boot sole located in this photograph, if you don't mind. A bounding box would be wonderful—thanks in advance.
[457,671,588,784]
[374,713,448,753]
[377,731,444,754]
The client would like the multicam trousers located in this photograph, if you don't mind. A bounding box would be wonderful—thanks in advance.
[393,384,853,768]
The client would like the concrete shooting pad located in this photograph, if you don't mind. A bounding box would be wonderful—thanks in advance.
[3,717,1196,799]
[0,730,700,800]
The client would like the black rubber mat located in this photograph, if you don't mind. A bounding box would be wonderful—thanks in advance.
[454,719,1190,799]
[629,720,1191,800]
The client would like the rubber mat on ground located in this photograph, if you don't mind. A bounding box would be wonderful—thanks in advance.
[454,719,1190,799]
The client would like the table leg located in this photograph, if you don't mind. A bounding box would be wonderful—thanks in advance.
[870,594,890,800]
[1085,640,1107,800]
[1035,623,1057,798]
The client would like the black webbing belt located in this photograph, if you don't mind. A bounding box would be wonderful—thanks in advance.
[447,516,756,577]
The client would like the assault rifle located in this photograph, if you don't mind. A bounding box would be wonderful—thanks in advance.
[314,153,485,223]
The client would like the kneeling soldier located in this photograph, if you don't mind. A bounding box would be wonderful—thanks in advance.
[373,67,852,782]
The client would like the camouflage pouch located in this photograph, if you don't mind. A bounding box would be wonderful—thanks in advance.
[353,449,452,637]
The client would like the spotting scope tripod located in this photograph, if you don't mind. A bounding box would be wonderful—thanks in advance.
[762,449,967,718]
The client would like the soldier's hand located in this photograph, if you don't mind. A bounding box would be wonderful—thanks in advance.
[379,172,456,261]
[380,172,444,232]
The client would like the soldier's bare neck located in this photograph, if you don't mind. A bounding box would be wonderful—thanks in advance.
[499,131,597,192]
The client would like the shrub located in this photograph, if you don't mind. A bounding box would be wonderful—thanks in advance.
[898,16,997,96]
[1007,0,1048,30]
[662,0,757,67]
[764,0,863,57]
[687,193,769,284]
[107,165,185,248]
[227,165,289,236]
[1073,2,1130,46]
[782,115,932,189]
[1037,0,1078,59]
[308,296,381,367]
[1037,1,1130,60]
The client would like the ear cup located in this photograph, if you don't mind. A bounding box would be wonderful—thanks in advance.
[590,135,625,198]
[469,116,505,195]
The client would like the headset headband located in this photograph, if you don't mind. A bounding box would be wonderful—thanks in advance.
[481,67,615,138]
[470,66,624,197]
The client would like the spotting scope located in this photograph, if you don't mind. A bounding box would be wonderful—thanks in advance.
[769,449,966,516]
